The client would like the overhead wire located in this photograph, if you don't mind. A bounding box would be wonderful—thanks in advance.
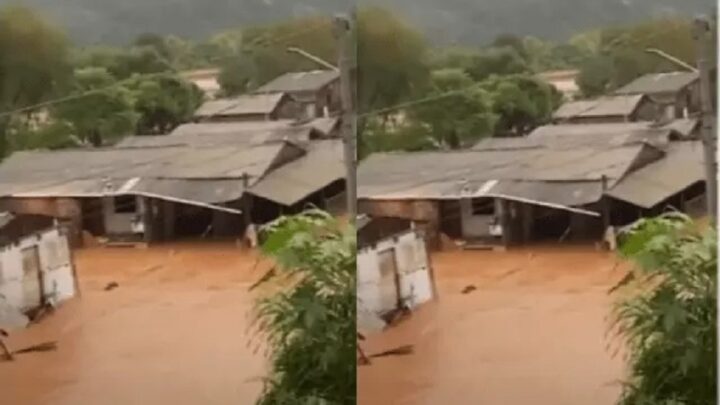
[0,18,334,120]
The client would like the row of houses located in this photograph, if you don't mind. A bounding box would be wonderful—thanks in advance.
[0,68,345,316]
[0,68,345,246]
[358,71,708,251]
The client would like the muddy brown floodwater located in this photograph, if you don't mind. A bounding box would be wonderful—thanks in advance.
[0,242,270,405]
[358,245,628,405]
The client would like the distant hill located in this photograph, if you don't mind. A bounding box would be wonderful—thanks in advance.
[2,0,715,45]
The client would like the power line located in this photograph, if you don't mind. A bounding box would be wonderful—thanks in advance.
[357,85,484,119]
[0,20,333,120]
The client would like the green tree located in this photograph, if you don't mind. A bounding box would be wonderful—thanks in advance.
[578,18,697,96]
[240,16,337,86]
[54,67,138,146]
[467,46,529,82]
[0,5,71,157]
[7,120,77,151]
[250,210,356,405]
[127,73,203,134]
[577,55,614,97]
[491,34,528,61]
[412,69,496,149]
[74,45,172,80]
[361,117,435,156]
[484,74,562,136]
[133,33,172,60]
[217,53,259,96]
[357,7,430,114]
[610,213,716,405]
[428,46,480,71]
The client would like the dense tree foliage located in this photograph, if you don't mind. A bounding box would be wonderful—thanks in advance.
[0,6,71,156]
[53,67,138,146]
[250,210,356,405]
[411,69,496,149]
[127,73,203,134]
[611,214,716,405]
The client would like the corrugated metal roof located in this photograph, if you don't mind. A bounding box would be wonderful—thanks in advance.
[359,144,648,202]
[615,72,699,95]
[116,118,337,149]
[608,141,704,208]
[255,70,339,94]
[194,93,287,118]
[249,140,344,206]
[529,119,698,140]
[553,95,646,120]
[472,137,542,151]
[130,178,245,205]
[0,143,292,199]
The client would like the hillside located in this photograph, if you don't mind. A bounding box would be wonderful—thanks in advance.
[2,0,715,44]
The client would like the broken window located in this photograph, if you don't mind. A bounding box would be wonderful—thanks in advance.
[471,199,494,216]
[114,196,137,214]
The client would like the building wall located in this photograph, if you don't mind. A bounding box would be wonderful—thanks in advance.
[0,197,83,247]
[357,229,434,317]
[359,199,441,249]
[459,198,497,239]
[0,226,76,312]
[102,196,145,236]
[633,98,661,121]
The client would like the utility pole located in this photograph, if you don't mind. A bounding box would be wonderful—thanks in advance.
[693,16,717,226]
[334,13,357,222]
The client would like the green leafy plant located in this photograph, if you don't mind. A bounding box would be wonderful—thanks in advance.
[610,213,716,405]
[250,210,356,405]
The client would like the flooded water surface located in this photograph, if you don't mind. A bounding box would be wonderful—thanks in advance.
[0,243,268,405]
[358,246,628,405]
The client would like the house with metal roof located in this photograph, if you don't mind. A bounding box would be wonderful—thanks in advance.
[358,132,705,249]
[0,212,77,316]
[552,94,657,124]
[614,71,701,119]
[357,215,435,320]
[253,70,340,119]
[192,93,302,123]
[0,120,345,247]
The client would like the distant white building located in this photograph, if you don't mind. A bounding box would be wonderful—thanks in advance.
[357,216,435,318]
[181,68,222,99]
[0,213,77,314]
[537,69,580,100]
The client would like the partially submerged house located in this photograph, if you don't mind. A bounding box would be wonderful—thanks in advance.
[357,215,435,318]
[614,71,700,119]
[358,123,705,250]
[0,212,77,314]
[192,93,302,122]
[0,119,345,247]
[254,70,340,119]
[552,94,657,124]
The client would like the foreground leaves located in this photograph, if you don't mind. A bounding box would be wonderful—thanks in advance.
[250,210,356,405]
[610,213,716,405]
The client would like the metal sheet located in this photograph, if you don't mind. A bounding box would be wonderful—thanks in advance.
[608,142,704,208]
[358,144,646,199]
[249,140,344,206]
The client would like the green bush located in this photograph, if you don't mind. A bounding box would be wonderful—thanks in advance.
[250,210,356,405]
[611,213,717,405]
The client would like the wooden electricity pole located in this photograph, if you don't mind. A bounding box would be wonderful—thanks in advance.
[334,13,357,222]
[693,16,717,226]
